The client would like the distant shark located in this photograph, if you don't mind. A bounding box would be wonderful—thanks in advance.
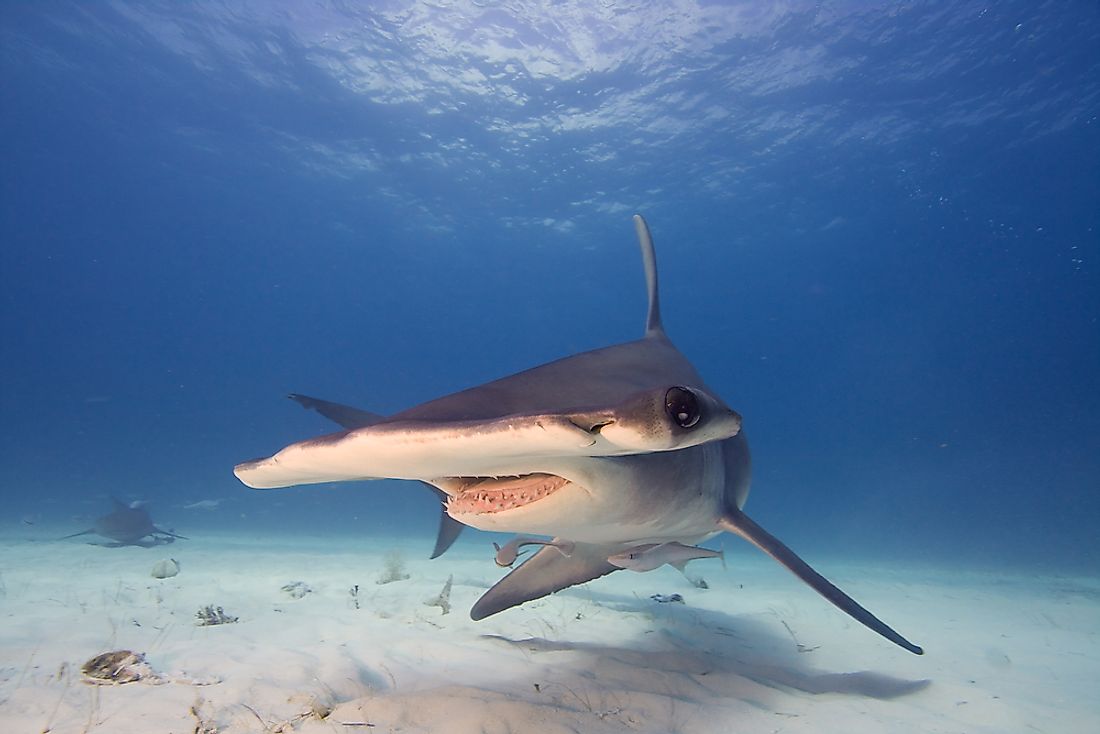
[61,499,187,547]
[235,215,923,654]
[182,499,224,511]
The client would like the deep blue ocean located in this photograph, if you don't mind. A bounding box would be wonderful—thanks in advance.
[2,2,1097,571]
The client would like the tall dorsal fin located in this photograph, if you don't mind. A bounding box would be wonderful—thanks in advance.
[632,214,665,339]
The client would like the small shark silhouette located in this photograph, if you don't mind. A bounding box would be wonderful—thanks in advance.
[61,499,187,547]
[235,215,922,654]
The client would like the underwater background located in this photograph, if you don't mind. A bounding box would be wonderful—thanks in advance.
[2,1,1097,571]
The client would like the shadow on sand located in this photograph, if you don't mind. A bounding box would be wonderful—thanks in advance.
[329,586,930,733]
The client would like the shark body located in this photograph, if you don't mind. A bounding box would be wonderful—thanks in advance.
[235,215,922,655]
[62,499,187,547]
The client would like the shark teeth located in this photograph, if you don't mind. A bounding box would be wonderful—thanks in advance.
[446,473,569,515]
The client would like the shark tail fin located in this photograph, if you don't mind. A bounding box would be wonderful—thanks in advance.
[59,529,93,540]
[719,509,923,655]
[153,526,189,540]
[632,214,665,339]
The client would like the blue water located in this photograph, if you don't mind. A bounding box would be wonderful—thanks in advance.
[2,2,1097,570]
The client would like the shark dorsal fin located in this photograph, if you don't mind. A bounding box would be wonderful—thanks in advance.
[632,214,665,339]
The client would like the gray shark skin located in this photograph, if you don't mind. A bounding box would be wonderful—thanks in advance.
[61,499,188,547]
[235,215,923,655]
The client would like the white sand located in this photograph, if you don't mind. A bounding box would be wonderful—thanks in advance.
[1,528,1097,733]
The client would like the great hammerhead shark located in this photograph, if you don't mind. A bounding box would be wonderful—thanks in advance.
[235,215,923,654]
[61,499,187,547]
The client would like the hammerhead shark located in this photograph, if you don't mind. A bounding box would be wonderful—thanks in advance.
[61,499,187,547]
[235,215,923,654]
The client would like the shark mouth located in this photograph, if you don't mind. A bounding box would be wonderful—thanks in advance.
[441,473,569,515]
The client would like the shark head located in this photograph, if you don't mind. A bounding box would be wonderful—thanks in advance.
[239,381,741,541]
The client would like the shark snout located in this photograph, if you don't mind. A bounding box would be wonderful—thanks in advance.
[708,402,742,441]
[727,411,742,436]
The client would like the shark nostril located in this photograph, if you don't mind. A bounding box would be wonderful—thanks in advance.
[572,418,614,434]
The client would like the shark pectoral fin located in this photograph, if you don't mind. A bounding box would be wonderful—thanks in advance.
[425,484,464,559]
[430,511,464,559]
[719,510,924,655]
[288,394,385,430]
[470,540,620,620]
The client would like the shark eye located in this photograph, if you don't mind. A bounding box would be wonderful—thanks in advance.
[665,387,701,429]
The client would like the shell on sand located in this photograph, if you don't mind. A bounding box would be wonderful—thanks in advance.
[150,558,180,579]
[81,650,160,685]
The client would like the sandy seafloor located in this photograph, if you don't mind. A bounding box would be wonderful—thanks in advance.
[1,528,1097,734]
